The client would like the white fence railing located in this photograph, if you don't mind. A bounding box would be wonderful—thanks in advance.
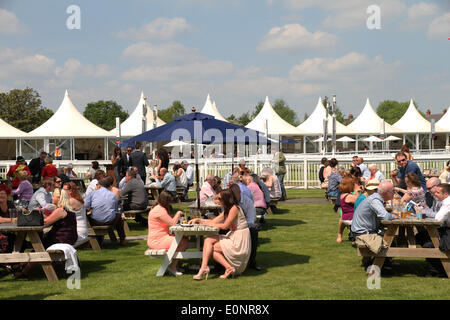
[1,154,448,189]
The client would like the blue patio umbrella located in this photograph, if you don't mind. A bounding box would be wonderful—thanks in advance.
[280,138,299,144]
[122,112,269,208]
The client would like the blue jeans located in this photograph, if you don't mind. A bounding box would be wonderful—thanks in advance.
[276,173,286,198]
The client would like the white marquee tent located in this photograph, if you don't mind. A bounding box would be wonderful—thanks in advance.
[0,117,29,160]
[246,96,307,136]
[112,92,166,137]
[348,98,402,135]
[436,105,450,146]
[200,94,228,122]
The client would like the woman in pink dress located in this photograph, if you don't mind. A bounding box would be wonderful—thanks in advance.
[189,188,251,280]
[147,191,189,276]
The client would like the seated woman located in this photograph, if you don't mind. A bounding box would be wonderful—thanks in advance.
[147,191,189,276]
[261,167,281,199]
[395,172,427,208]
[11,170,33,206]
[0,185,15,254]
[173,162,187,200]
[66,182,89,246]
[189,188,251,280]
[337,177,361,243]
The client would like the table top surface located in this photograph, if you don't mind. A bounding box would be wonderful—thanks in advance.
[381,218,444,226]
[170,224,219,233]
[0,222,45,231]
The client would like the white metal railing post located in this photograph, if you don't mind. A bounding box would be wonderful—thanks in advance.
[303,158,307,189]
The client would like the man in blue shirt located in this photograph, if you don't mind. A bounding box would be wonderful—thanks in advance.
[391,152,426,192]
[85,177,126,246]
[158,168,177,198]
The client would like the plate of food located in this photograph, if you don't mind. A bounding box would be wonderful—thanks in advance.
[180,223,193,227]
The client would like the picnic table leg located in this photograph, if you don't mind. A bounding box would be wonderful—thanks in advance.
[156,233,183,277]
[406,227,416,248]
[369,225,398,276]
[13,231,26,253]
[28,231,59,282]
[425,226,450,278]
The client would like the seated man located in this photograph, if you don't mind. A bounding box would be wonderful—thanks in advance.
[118,166,141,190]
[368,164,386,182]
[327,166,345,199]
[28,178,54,210]
[424,177,441,209]
[416,183,450,277]
[351,181,398,270]
[120,168,148,224]
[223,167,240,189]
[84,177,126,246]
[199,174,216,202]
[85,170,106,196]
[157,168,177,198]
[243,174,267,223]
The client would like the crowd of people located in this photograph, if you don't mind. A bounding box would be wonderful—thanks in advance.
[321,146,450,278]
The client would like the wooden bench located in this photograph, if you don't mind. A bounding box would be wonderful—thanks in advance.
[122,207,150,232]
[144,249,167,259]
[328,197,337,204]
[267,197,280,214]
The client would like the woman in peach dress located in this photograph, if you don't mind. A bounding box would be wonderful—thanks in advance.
[147,191,189,276]
[189,188,251,280]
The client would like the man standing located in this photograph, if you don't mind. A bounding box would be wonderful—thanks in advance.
[129,142,149,184]
[390,152,426,192]
[28,151,47,184]
[84,177,126,246]
[158,168,177,198]
[181,160,194,200]
[120,146,133,177]
[273,149,287,201]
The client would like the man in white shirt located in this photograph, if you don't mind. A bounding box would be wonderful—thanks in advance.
[420,183,450,277]
[368,164,385,182]
[357,157,371,181]
[85,170,106,196]
[199,174,216,202]
[181,160,194,200]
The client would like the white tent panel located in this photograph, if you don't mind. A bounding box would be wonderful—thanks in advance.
[393,99,446,133]
[436,106,450,131]
[0,117,29,138]
[336,136,356,142]
[29,90,114,138]
[246,96,307,135]
[348,98,402,135]
[297,97,357,135]
[200,94,228,122]
[112,92,165,137]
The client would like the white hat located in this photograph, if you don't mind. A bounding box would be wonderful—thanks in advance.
[365,179,380,190]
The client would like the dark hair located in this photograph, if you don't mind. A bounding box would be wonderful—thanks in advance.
[219,188,239,219]
[0,184,12,196]
[99,176,114,188]
[173,163,181,171]
[113,147,121,156]
[400,144,410,153]
[437,183,450,194]
[350,166,362,178]
[156,148,170,169]
[321,157,327,165]
[135,141,142,149]
[68,182,84,205]
[94,169,106,181]
[405,173,421,188]
[156,190,173,213]
[251,173,261,184]
[446,160,450,167]
[92,161,100,170]
[329,158,338,168]
[395,152,407,160]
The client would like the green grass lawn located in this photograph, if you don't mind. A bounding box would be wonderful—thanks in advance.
[1,191,448,300]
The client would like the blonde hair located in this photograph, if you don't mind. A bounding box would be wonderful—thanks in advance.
[45,156,53,165]
[57,189,72,210]
[18,170,29,181]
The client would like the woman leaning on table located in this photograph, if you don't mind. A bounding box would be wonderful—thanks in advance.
[189,188,251,280]
[147,190,189,276]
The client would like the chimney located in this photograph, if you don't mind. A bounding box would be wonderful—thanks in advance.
[443,109,447,115]
[426,109,431,116]
[348,114,353,120]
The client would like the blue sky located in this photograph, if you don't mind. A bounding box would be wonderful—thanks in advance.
[0,0,449,120]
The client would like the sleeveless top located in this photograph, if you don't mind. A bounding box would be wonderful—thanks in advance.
[340,194,354,221]
[45,208,78,246]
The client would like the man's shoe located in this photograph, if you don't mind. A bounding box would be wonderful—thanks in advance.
[120,240,127,247]
[249,264,261,271]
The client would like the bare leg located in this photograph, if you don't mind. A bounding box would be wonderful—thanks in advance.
[337,219,345,243]
[169,237,189,270]
[200,236,218,270]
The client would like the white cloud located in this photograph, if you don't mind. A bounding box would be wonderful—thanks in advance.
[114,17,192,41]
[257,24,338,52]
[122,42,200,64]
[427,13,450,40]
[0,48,54,79]
[0,9,28,35]
[408,2,439,21]
[54,59,112,79]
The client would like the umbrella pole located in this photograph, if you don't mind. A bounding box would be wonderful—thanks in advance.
[195,139,200,210]
[231,141,234,173]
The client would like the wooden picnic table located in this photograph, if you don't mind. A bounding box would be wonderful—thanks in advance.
[358,218,450,278]
[145,185,164,201]
[188,201,222,216]
[154,225,219,277]
[0,223,65,281]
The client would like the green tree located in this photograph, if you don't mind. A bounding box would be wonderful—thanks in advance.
[376,100,426,125]
[237,112,251,126]
[158,100,185,123]
[251,98,300,126]
[0,87,54,132]
[83,100,129,130]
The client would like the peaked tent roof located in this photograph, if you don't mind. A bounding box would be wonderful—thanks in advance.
[348,98,402,135]
[393,99,446,133]
[0,117,29,138]
[297,97,357,135]
[29,90,114,138]
[200,94,228,122]
[111,92,166,137]
[246,96,307,136]
[435,106,450,131]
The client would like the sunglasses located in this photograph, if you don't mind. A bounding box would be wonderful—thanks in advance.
[217,197,222,201]
[397,158,406,163]
[55,180,62,183]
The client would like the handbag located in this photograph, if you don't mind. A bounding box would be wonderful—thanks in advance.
[17,209,44,227]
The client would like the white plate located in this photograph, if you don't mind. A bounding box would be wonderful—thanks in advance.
[180,223,193,227]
